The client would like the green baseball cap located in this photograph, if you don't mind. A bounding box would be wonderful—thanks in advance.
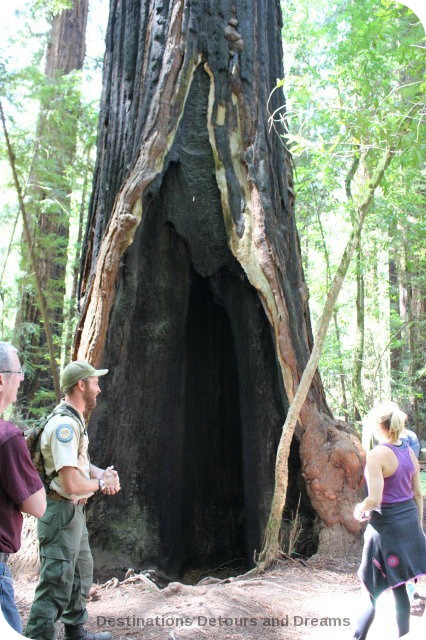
[61,360,108,393]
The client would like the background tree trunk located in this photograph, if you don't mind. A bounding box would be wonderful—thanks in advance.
[14,0,89,417]
[316,208,349,417]
[411,282,426,441]
[352,241,365,422]
[389,251,404,398]
[75,0,364,579]
[388,221,424,440]
[63,143,93,360]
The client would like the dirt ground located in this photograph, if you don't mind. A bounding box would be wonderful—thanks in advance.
[13,557,426,640]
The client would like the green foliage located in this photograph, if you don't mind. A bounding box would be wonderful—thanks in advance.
[0,0,102,418]
[280,0,425,428]
[31,0,74,19]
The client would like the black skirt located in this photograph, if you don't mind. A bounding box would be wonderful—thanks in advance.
[357,498,426,599]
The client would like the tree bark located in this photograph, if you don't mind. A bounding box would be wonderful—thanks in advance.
[75,0,366,578]
[14,0,89,416]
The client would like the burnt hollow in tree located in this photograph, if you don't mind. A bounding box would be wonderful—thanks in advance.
[86,66,317,581]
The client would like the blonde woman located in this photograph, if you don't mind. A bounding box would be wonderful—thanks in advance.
[353,401,426,639]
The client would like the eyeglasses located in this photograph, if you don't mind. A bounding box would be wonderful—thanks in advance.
[1,368,25,376]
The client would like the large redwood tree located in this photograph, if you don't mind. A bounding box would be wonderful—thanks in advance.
[76,0,364,579]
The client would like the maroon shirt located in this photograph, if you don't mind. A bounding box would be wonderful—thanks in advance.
[0,419,44,553]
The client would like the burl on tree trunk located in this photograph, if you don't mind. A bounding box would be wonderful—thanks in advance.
[75,0,364,579]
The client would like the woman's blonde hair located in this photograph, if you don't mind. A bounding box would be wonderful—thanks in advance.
[370,400,407,443]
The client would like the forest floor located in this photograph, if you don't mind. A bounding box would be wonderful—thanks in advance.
[14,556,426,640]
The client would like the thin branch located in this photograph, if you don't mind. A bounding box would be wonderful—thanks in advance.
[256,146,394,571]
[315,202,349,416]
[344,150,360,202]
[0,209,19,291]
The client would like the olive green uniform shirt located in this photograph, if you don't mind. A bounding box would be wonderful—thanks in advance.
[40,401,93,501]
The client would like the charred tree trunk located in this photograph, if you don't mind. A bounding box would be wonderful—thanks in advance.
[76,0,364,579]
[15,0,88,415]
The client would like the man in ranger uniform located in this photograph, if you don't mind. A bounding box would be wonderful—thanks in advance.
[25,361,121,640]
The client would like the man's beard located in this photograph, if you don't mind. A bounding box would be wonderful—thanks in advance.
[83,388,97,412]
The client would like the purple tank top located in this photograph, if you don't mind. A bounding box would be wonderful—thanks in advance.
[381,441,415,504]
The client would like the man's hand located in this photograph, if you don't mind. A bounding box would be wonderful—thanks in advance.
[101,465,121,495]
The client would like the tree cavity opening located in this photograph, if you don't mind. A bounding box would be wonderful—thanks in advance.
[181,271,246,578]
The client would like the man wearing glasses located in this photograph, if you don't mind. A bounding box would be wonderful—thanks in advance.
[0,341,46,632]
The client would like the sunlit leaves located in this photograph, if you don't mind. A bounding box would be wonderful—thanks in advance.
[281,0,425,421]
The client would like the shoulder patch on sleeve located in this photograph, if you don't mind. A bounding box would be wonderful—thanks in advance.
[55,424,74,443]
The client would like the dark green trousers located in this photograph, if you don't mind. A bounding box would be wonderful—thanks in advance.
[25,498,93,640]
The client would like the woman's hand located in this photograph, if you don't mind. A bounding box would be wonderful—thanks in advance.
[354,503,371,522]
